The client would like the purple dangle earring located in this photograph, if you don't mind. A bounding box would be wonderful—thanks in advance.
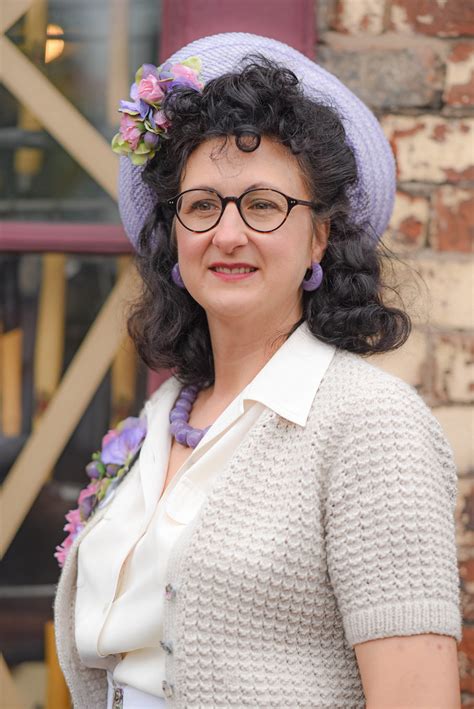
[302,261,323,292]
[171,262,186,289]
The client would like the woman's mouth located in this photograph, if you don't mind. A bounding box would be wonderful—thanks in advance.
[209,265,258,280]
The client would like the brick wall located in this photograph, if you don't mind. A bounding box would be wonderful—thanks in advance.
[316,0,473,701]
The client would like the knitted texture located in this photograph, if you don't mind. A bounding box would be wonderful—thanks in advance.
[54,349,462,708]
[118,32,396,248]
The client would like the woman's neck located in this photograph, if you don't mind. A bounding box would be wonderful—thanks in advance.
[205,308,303,403]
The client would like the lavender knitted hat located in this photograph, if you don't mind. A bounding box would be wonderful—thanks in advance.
[118,32,396,247]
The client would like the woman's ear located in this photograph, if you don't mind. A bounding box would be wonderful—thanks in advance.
[312,220,330,262]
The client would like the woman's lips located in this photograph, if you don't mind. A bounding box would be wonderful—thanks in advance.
[209,264,258,281]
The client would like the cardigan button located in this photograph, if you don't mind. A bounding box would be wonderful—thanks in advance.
[162,680,174,699]
[112,687,123,709]
[160,639,173,655]
[165,583,176,600]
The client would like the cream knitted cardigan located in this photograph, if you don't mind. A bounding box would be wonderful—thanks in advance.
[54,348,462,708]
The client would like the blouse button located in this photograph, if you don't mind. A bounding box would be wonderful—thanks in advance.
[165,583,176,600]
[162,680,174,699]
[160,639,173,655]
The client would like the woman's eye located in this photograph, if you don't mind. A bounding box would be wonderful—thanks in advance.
[190,200,219,212]
[248,200,277,211]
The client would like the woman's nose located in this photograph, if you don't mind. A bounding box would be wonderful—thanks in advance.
[211,202,249,251]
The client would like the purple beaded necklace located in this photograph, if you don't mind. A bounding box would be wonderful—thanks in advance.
[169,384,211,448]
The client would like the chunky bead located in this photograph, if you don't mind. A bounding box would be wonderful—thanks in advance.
[175,426,188,445]
[180,390,197,403]
[175,400,192,412]
[186,428,203,448]
[170,410,188,422]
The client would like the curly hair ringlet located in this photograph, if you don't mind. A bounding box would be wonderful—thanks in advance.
[126,55,412,389]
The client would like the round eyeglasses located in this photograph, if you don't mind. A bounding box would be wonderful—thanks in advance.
[167,188,319,234]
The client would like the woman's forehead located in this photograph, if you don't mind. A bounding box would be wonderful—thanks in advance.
[180,135,309,195]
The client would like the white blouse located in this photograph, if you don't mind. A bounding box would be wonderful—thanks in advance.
[75,322,336,698]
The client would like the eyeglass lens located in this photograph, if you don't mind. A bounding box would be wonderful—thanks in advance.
[176,189,289,232]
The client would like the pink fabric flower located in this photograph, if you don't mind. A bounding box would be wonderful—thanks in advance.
[54,533,75,567]
[137,74,165,103]
[78,481,99,505]
[153,109,171,130]
[170,63,202,89]
[64,507,82,535]
[119,114,141,150]
[102,428,118,447]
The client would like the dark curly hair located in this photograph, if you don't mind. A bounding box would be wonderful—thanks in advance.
[127,56,411,387]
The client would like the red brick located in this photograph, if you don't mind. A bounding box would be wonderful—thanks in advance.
[461,482,474,531]
[460,557,474,623]
[459,626,474,693]
[386,191,428,250]
[390,0,474,37]
[382,115,474,183]
[435,408,474,475]
[431,333,474,405]
[431,187,474,253]
[318,45,443,109]
[457,479,474,542]
[444,42,474,107]
[332,0,386,34]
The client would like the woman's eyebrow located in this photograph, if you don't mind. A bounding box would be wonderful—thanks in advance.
[183,182,281,193]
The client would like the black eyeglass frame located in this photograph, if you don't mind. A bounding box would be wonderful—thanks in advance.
[166,188,320,234]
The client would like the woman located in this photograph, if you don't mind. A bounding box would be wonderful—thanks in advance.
[54,33,462,708]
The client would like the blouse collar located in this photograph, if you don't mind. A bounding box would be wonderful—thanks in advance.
[240,321,336,427]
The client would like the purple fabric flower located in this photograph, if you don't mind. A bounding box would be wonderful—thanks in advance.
[101,417,147,466]
[78,482,99,520]
[144,131,159,147]
[119,98,140,115]
[141,64,159,79]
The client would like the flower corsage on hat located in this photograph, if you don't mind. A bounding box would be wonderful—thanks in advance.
[111,57,204,166]
[54,416,147,568]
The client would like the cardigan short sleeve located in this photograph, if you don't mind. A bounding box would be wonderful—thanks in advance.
[324,375,463,648]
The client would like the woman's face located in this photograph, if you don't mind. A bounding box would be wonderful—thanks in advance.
[174,135,328,328]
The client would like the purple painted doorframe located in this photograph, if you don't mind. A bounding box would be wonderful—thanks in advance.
[160,0,316,61]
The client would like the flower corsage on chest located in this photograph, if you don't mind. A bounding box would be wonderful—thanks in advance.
[54,416,147,567]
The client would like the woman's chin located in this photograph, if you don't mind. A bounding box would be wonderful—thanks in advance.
[201,295,262,322]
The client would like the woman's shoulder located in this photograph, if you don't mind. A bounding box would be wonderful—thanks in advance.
[323,347,426,410]
[318,348,455,470]
[316,347,451,448]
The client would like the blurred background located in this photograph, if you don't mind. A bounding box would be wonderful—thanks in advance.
[0,0,473,707]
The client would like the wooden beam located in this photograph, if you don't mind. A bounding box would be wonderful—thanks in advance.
[45,620,71,708]
[0,35,118,200]
[0,0,33,34]
[33,254,66,430]
[0,264,140,557]
[0,654,26,709]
